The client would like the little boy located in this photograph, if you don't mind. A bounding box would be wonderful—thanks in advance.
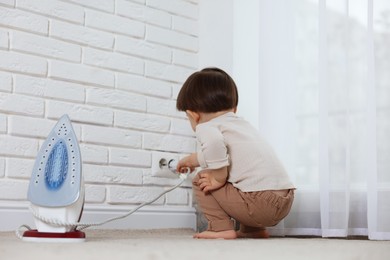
[176,67,295,239]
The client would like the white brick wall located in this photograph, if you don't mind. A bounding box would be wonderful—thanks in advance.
[0,158,5,177]
[0,72,12,92]
[11,31,82,62]
[14,75,85,102]
[0,30,8,49]
[0,0,198,227]
[0,114,6,133]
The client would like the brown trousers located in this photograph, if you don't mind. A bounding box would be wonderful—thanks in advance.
[193,174,294,232]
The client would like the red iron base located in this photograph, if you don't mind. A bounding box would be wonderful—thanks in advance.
[22,229,86,243]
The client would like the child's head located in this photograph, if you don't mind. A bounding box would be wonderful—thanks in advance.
[176,67,239,113]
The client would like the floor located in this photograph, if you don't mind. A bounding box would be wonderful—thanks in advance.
[1,229,390,260]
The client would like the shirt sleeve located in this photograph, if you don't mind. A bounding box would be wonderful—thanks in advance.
[196,124,229,169]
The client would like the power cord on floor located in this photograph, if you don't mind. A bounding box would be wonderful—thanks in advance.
[16,170,190,240]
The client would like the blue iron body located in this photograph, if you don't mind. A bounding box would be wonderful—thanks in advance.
[26,115,84,236]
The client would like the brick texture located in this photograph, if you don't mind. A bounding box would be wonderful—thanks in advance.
[0,1,198,211]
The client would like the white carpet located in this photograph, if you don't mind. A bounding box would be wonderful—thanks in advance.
[1,229,390,260]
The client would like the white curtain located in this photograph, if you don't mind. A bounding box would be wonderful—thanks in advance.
[257,0,390,240]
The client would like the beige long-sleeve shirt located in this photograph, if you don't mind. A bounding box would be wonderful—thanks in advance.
[196,112,295,192]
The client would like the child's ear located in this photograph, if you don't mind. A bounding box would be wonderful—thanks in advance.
[186,110,200,123]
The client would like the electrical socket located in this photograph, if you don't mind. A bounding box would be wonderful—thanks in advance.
[151,152,180,178]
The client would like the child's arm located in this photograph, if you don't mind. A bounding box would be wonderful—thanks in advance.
[176,153,199,173]
[177,153,228,192]
[195,167,228,193]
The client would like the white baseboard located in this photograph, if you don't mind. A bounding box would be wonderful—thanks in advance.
[0,203,197,232]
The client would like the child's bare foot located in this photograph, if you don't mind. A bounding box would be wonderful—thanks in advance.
[193,230,237,239]
[236,229,270,239]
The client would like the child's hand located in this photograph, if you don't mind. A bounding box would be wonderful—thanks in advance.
[196,171,226,193]
[176,153,199,173]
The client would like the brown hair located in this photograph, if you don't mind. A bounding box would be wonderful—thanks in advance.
[176,67,239,113]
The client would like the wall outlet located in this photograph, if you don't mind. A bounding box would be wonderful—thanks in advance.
[151,152,180,178]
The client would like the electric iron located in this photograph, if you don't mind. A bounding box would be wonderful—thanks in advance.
[22,115,85,242]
